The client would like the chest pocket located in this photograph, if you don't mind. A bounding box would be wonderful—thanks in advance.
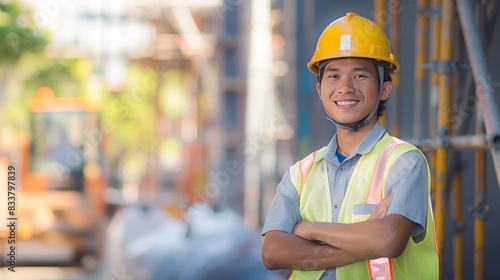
[352,203,377,222]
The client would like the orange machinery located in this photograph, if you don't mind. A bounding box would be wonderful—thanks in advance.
[0,87,106,269]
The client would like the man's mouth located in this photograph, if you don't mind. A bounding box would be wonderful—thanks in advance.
[335,101,359,106]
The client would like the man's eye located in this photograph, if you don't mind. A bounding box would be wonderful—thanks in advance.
[328,75,339,79]
[354,75,366,79]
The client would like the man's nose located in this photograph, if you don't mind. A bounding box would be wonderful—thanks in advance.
[337,76,355,94]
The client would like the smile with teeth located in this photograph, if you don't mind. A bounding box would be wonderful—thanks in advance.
[336,100,359,106]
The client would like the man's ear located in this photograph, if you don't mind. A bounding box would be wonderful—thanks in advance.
[381,81,393,101]
[316,82,321,99]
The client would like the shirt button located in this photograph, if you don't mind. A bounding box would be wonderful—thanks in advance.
[334,204,338,209]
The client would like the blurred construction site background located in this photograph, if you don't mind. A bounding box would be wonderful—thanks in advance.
[0,0,499,279]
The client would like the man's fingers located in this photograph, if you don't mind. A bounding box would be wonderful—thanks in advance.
[380,193,393,208]
[368,193,394,220]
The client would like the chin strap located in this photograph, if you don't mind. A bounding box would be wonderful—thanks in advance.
[323,65,385,131]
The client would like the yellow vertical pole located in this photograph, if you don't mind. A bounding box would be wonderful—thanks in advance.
[452,171,463,279]
[474,2,487,278]
[374,0,386,31]
[374,0,387,127]
[474,109,486,280]
[450,17,463,280]
[429,0,442,217]
[435,0,453,278]
[389,0,400,137]
[413,0,428,140]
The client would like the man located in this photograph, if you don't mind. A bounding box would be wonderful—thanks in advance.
[261,12,439,279]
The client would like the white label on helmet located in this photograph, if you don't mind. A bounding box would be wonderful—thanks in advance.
[340,35,351,50]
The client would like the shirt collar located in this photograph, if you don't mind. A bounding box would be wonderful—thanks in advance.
[319,121,387,164]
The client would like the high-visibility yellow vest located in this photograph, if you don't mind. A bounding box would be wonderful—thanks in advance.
[288,134,439,280]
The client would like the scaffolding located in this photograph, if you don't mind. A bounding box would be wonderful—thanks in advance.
[166,1,500,279]
[374,0,500,279]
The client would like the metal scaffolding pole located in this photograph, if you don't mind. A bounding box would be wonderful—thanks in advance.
[374,0,387,127]
[389,0,400,137]
[452,170,463,279]
[413,0,429,140]
[474,107,487,280]
[472,3,490,279]
[450,0,500,140]
[374,0,386,31]
[435,0,454,277]
[429,0,442,217]
[450,19,463,279]
[473,3,490,265]
[457,0,500,189]
[409,134,497,152]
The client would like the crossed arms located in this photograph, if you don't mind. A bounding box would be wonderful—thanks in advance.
[261,194,416,271]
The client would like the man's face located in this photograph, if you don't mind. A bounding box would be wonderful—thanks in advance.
[316,58,391,126]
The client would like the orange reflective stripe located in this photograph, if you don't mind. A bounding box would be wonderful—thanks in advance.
[367,257,394,280]
[290,151,317,279]
[429,197,440,256]
[366,139,405,280]
[366,139,404,204]
[298,151,317,197]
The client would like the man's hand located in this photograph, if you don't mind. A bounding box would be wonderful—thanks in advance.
[262,230,362,270]
[368,193,394,220]
[293,194,394,240]
[285,193,413,260]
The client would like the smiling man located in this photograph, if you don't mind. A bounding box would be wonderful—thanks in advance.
[261,12,439,279]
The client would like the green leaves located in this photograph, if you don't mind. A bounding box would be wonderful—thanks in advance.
[0,2,48,64]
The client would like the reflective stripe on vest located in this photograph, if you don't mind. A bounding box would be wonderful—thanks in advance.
[299,150,317,198]
[365,138,404,280]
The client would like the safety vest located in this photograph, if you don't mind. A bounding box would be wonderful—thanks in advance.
[288,134,439,280]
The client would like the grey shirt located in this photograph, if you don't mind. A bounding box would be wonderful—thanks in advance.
[262,121,430,279]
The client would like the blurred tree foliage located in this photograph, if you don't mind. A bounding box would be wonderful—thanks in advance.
[0,2,89,145]
[0,2,47,64]
[0,2,167,190]
[100,65,159,187]
[24,58,91,97]
[0,2,47,145]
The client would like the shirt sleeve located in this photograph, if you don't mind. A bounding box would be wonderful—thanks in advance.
[261,169,302,235]
[385,150,430,237]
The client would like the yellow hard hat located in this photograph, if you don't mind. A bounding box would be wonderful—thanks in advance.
[307,12,399,75]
